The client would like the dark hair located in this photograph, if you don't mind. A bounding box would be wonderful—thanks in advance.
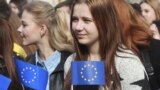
[0,0,11,20]
[130,3,141,14]
[10,0,28,17]
[0,19,23,90]
[55,0,73,11]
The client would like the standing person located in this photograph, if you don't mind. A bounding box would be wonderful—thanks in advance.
[140,0,160,89]
[140,0,160,40]
[0,19,24,90]
[18,1,74,90]
[64,0,152,90]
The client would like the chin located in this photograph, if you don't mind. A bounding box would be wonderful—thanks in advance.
[23,43,29,46]
[78,40,89,45]
[23,41,32,46]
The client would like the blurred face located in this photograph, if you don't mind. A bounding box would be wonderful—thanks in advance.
[9,3,19,15]
[18,10,42,45]
[141,2,156,24]
[72,3,99,46]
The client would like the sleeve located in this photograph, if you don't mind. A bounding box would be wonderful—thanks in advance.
[115,56,151,90]
[64,54,75,78]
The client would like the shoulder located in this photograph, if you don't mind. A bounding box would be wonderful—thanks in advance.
[64,53,76,78]
[60,51,72,61]
[115,49,150,90]
[115,48,142,70]
[115,48,145,73]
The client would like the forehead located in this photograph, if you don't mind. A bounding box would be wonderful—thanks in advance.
[21,10,35,23]
[141,2,153,10]
[73,3,92,17]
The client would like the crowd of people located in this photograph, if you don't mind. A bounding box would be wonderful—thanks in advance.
[0,0,160,90]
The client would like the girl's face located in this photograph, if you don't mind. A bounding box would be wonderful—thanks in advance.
[18,10,42,46]
[9,2,19,15]
[141,2,156,24]
[72,3,99,46]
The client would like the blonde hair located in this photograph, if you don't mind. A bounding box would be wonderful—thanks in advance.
[24,1,74,52]
[141,0,160,20]
[51,10,74,52]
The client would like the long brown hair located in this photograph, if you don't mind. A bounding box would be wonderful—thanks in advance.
[113,0,152,55]
[65,0,122,89]
[0,19,22,90]
[64,0,152,90]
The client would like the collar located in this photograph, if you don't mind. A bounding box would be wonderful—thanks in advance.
[35,50,61,75]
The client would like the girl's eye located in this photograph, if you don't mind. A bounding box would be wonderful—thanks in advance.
[83,18,92,24]
[72,17,78,22]
[22,23,27,27]
[21,21,28,27]
[84,19,91,23]
[144,9,149,13]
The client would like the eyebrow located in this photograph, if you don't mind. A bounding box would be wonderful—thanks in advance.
[82,17,92,20]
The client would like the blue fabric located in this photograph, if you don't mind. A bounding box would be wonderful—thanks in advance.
[35,50,61,75]
[0,74,11,90]
[35,50,61,90]
[15,57,48,90]
[71,61,105,85]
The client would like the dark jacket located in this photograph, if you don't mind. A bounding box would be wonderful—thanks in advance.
[26,51,71,90]
[149,39,160,90]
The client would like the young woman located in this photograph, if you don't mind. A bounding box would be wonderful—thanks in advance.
[140,0,160,40]
[18,1,74,90]
[140,0,160,89]
[64,0,152,90]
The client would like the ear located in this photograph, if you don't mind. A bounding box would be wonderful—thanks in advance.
[40,24,47,37]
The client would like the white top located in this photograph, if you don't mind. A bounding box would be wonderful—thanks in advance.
[64,49,150,90]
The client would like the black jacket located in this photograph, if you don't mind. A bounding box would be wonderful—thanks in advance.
[26,51,71,90]
[149,39,160,90]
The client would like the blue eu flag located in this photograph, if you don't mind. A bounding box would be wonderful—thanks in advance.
[15,58,48,90]
[0,74,11,90]
[71,61,105,85]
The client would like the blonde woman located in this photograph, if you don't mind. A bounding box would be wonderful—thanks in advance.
[141,0,160,40]
[18,1,74,90]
